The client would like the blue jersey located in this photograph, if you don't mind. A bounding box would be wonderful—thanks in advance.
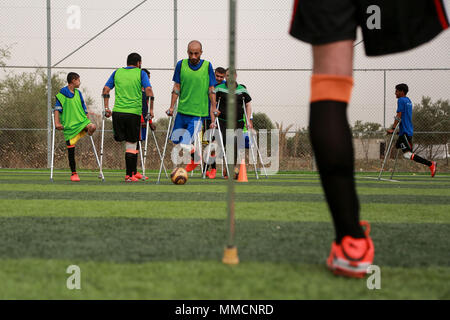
[397,96,414,136]
[55,86,88,114]
[104,67,151,89]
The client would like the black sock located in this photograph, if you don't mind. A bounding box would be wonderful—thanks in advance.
[310,101,365,243]
[411,154,432,167]
[211,160,216,170]
[68,147,76,173]
[125,152,134,176]
[132,153,138,175]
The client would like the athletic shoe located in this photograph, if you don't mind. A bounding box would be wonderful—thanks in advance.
[125,175,139,182]
[134,172,148,180]
[185,160,199,172]
[205,170,210,178]
[430,161,437,177]
[326,221,374,278]
[70,173,80,182]
[209,169,217,179]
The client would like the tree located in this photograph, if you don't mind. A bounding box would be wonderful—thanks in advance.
[0,69,95,167]
[0,44,11,68]
[287,127,311,158]
[252,112,274,131]
[413,96,450,159]
[351,120,384,162]
[275,122,293,158]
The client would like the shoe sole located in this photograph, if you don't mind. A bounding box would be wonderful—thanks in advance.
[327,257,371,278]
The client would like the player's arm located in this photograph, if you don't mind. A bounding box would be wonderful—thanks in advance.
[54,110,63,130]
[145,86,155,119]
[102,86,112,118]
[167,82,180,116]
[387,112,402,134]
[245,101,253,129]
[209,85,218,119]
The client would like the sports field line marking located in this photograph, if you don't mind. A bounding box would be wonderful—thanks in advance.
[363,177,401,182]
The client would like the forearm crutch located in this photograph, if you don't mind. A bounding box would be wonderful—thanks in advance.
[50,110,56,182]
[99,111,106,180]
[203,98,221,178]
[215,117,230,177]
[141,115,150,179]
[157,108,176,184]
[151,126,169,178]
[390,149,400,180]
[241,98,259,179]
[378,120,401,180]
[89,135,104,182]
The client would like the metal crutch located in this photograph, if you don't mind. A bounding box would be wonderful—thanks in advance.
[241,98,259,179]
[390,149,400,180]
[150,124,169,178]
[50,110,56,182]
[203,98,222,178]
[141,115,150,178]
[89,135,104,182]
[378,120,401,180]
[157,106,176,184]
[98,111,106,180]
[215,116,230,178]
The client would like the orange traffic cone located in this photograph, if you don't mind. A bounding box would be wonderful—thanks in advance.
[237,158,248,182]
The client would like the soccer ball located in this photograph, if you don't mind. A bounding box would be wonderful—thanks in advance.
[171,167,188,185]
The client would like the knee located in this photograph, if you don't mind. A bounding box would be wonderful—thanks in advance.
[403,151,413,160]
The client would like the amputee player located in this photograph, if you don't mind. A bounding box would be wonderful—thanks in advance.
[102,53,154,182]
[166,40,218,172]
[386,83,437,177]
[54,72,96,182]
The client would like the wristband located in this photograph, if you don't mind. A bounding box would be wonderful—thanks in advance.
[102,94,110,98]
[150,96,155,101]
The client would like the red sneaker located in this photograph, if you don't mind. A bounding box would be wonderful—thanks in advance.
[134,172,143,180]
[125,175,139,182]
[209,169,217,179]
[205,170,210,177]
[430,161,437,177]
[326,221,374,278]
[70,172,80,182]
[185,160,199,172]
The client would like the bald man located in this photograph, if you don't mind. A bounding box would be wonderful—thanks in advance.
[167,40,218,172]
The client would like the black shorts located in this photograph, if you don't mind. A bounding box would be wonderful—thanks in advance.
[112,112,140,143]
[290,0,449,56]
[396,134,413,153]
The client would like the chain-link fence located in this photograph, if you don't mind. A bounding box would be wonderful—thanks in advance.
[1,0,449,173]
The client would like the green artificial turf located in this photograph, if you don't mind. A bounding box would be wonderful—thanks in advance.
[0,170,448,299]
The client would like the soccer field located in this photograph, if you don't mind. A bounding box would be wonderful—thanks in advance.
[0,169,449,300]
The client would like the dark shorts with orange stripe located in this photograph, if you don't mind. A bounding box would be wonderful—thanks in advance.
[396,134,413,153]
[289,0,449,56]
[112,111,140,143]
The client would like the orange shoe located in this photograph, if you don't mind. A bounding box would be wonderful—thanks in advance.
[430,161,437,177]
[185,160,199,172]
[134,172,143,180]
[205,170,210,178]
[70,172,80,182]
[326,221,374,278]
[209,169,217,179]
[125,175,139,182]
